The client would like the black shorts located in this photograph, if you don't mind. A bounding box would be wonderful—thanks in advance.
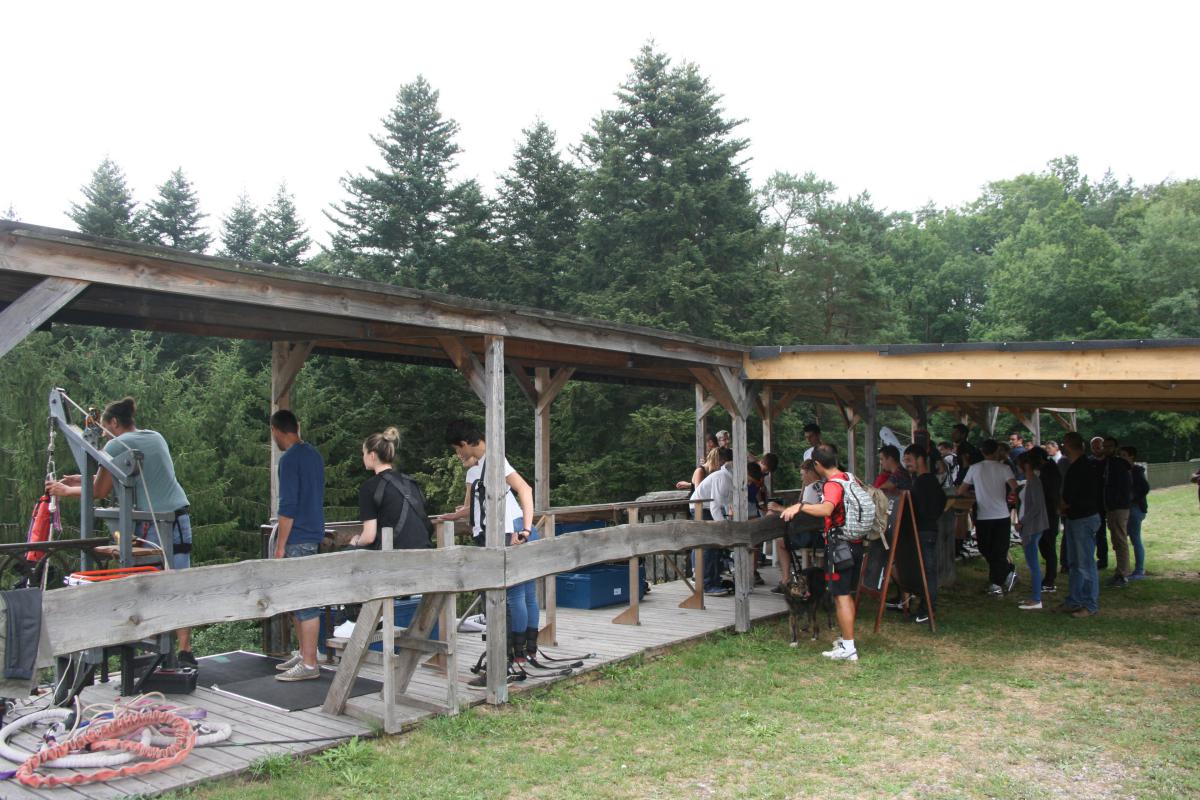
[827,541,864,597]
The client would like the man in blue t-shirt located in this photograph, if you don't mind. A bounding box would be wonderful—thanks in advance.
[270,409,326,682]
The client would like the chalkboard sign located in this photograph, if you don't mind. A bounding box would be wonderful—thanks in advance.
[854,491,937,633]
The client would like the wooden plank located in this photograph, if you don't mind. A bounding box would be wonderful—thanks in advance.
[0,231,745,368]
[695,384,709,466]
[689,367,738,418]
[731,411,751,633]
[0,276,89,359]
[41,546,504,659]
[321,597,386,715]
[437,336,487,401]
[509,363,538,407]
[535,367,574,415]
[534,368,552,512]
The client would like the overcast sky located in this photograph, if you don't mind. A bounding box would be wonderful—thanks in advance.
[3,1,1196,250]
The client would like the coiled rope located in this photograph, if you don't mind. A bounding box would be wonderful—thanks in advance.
[15,709,195,788]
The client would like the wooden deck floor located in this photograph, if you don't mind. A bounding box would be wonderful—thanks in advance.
[1,571,788,798]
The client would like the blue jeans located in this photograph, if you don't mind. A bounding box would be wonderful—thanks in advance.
[1022,531,1043,603]
[1128,506,1146,574]
[138,513,193,570]
[506,521,539,634]
[1065,515,1100,613]
[506,581,539,634]
[285,541,323,621]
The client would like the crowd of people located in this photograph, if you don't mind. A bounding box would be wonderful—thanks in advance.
[47,394,1162,678]
[675,420,1157,663]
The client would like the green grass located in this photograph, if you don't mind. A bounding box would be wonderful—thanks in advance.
[179,486,1200,800]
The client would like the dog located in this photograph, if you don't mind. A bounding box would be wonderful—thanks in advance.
[784,565,833,645]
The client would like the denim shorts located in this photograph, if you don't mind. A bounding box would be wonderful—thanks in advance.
[285,541,322,621]
[139,513,192,570]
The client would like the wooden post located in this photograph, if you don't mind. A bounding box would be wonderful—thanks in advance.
[761,386,773,495]
[731,410,752,633]
[539,513,557,645]
[269,340,313,518]
[863,384,878,481]
[695,384,708,466]
[612,506,641,625]
[483,335,508,705]
[0,277,89,359]
[379,526,397,733]
[680,500,706,610]
[534,367,552,512]
[425,521,455,676]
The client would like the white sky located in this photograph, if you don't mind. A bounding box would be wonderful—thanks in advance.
[2,1,1197,250]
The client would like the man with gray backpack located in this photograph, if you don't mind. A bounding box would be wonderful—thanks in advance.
[780,445,878,662]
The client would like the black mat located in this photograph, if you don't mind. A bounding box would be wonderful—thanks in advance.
[199,650,382,712]
[198,650,284,687]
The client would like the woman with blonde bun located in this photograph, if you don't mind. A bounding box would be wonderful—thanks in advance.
[351,427,432,550]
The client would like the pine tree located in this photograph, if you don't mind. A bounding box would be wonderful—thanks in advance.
[494,120,580,308]
[253,183,311,267]
[571,45,767,338]
[218,194,259,260]
[327,76,463,286]
[67,158,139,240]
[142,168,211,253]
[1,203,17,221]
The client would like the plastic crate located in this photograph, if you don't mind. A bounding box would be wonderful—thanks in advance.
[556,564,647,609]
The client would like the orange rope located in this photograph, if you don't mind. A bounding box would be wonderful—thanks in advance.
[16,710,196,788]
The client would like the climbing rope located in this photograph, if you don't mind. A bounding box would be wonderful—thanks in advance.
[14,709,196,788]
[1,694,231,785]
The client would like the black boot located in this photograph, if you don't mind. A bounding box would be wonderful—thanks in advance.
[525,627,539,660]
[512,629,527,666]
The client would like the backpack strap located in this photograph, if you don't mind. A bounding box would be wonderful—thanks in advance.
[373,470,419,547]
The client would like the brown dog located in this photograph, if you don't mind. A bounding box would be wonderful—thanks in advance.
[784,566,833,645]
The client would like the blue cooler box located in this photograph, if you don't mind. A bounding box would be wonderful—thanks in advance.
[557,564,647,609]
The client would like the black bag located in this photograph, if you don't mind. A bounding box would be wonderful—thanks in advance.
[373,471,434,548]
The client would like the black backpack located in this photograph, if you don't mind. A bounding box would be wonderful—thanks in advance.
[372,470,434,548]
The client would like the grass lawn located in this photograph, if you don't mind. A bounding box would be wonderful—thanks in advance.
[178,486,1200,800]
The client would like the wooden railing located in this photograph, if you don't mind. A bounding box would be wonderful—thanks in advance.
[37,514,785,663]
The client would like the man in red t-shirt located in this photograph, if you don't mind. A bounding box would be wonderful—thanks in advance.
[781,445,860,662]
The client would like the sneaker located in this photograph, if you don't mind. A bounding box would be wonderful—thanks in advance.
[275,651,303,671]
[1055,602,1082,613]
[1018,600,1042,610]
[988,584,1003,597]
[1070,608,1098,618]
[177,650,198,668]
[1041,585,1057,594]
[1108,574,1129,588]
[822,642,858,661]
[770,584,784,594]
[1128,571,1146,582]
[704,586,730,596]
[913,612,930,624]
[275,662,321,681]
[754,571,766,587]
[1004,570,1018,594]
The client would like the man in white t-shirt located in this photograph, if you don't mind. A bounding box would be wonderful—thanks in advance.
[442,420,539,669]
[802,422,824,461]
[957,438,1019,595]
[691,448,735,594]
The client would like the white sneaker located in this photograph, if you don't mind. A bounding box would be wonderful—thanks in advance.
[1018,600,1042,610]
[275,651,302,671]
[275,662,321,681]
[988,584,1003,596]
[822,641,858,661]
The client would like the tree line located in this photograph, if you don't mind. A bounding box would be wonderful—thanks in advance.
[1,45,1197,553]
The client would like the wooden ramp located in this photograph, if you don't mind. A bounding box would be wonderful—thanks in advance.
[0,573,787,798]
